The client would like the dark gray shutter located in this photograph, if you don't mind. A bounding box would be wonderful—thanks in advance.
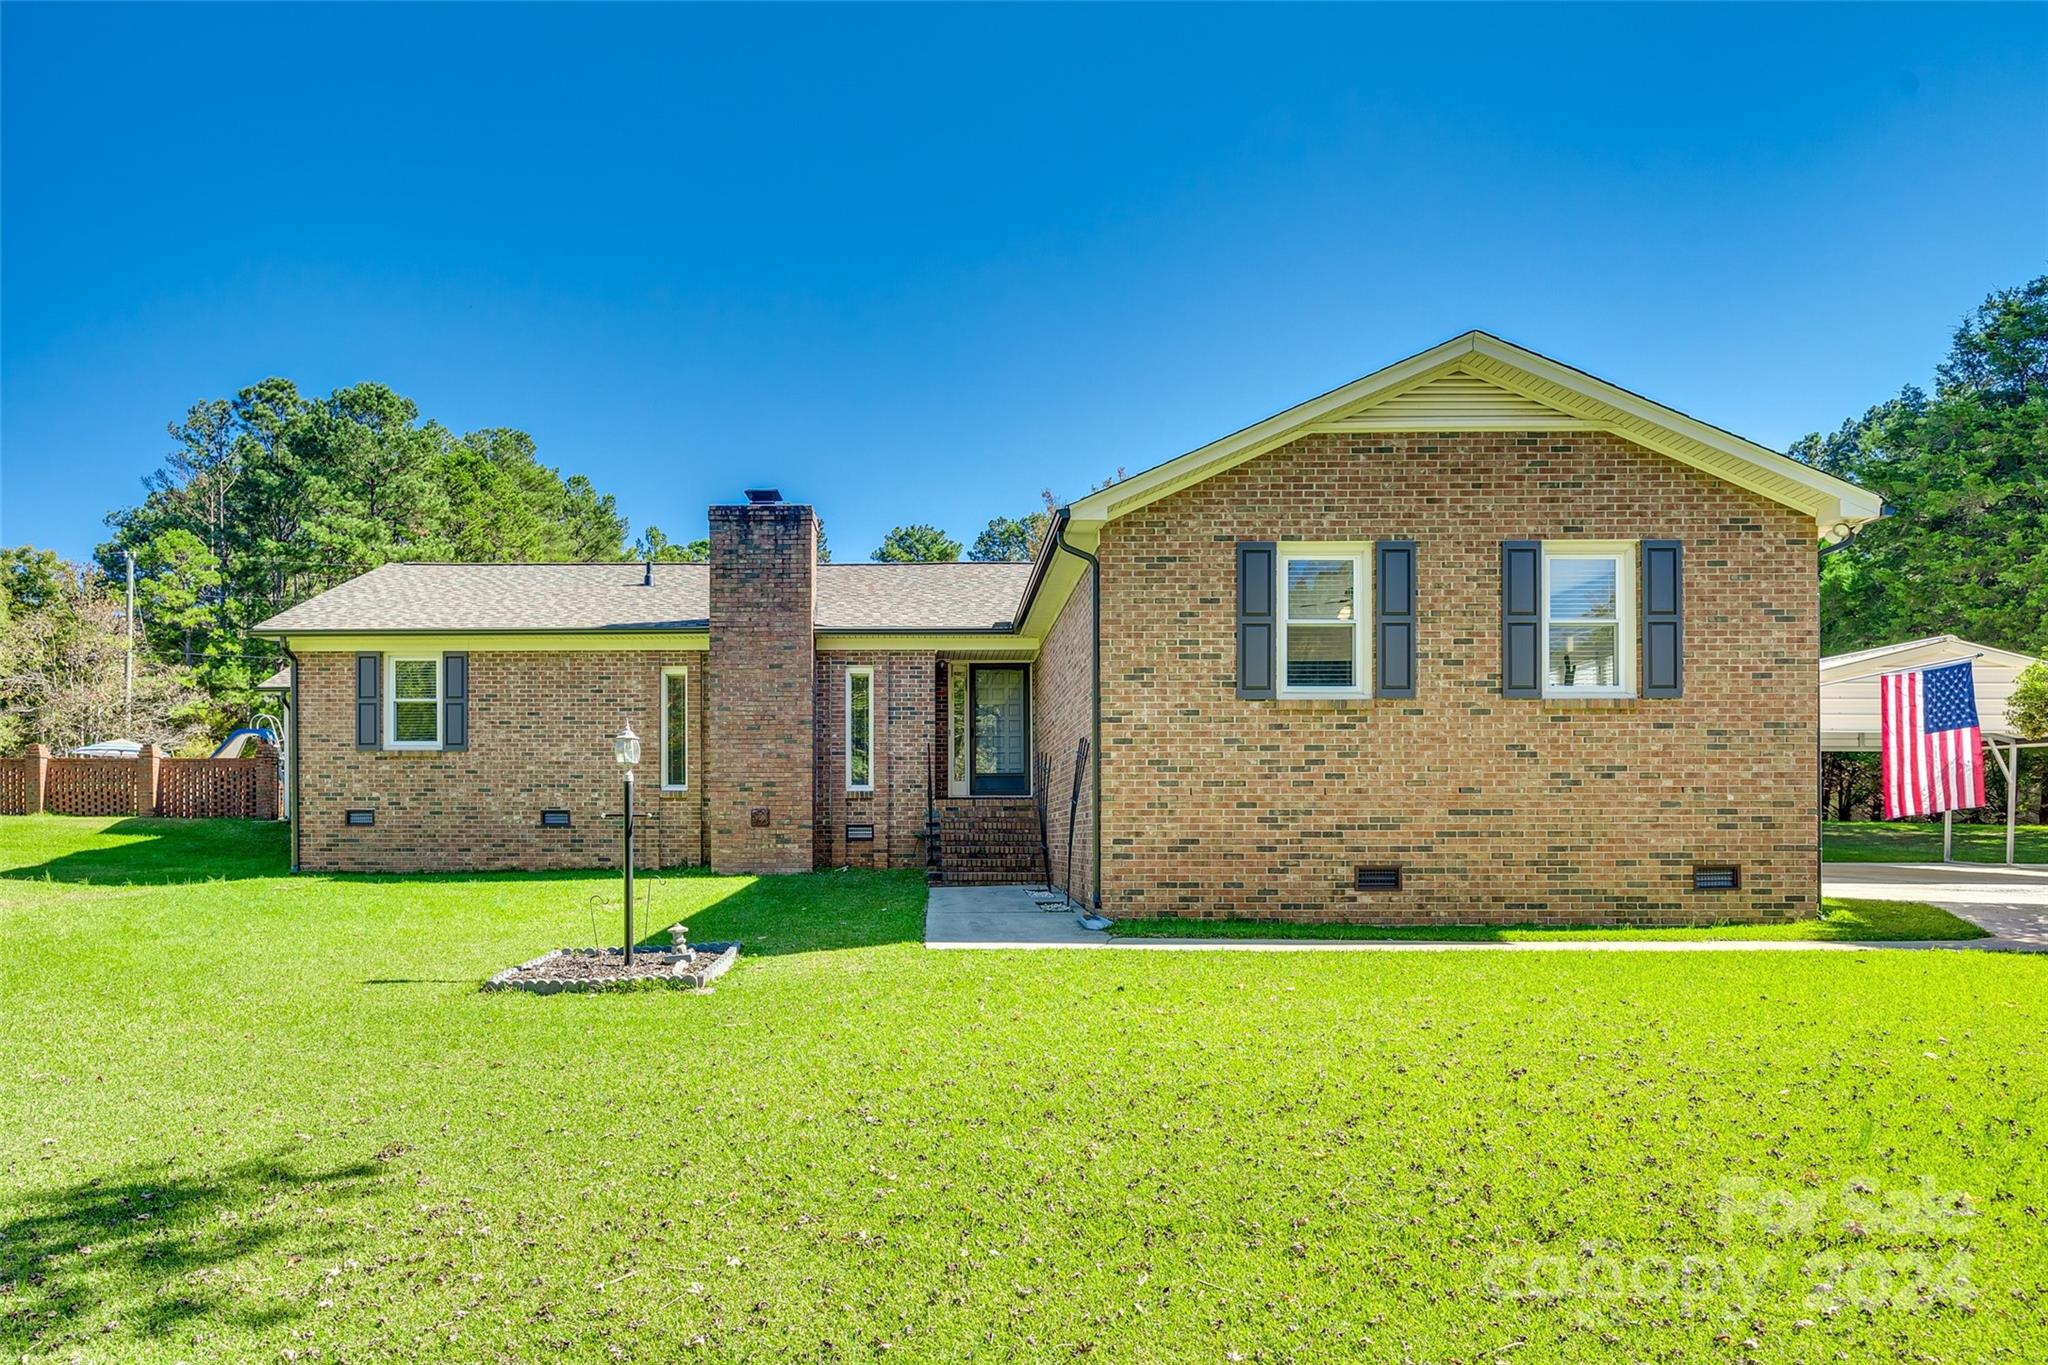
[1374,540,1417,698]
[355,653,381,749]
[1236,541,1277,699]
[443,652,469,750]
[1640,540,1683,698]
[1501,541,1542,698]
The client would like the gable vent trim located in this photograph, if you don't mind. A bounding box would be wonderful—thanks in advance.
[1331,368,1601,431]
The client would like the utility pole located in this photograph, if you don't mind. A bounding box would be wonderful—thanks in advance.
[125,550,136,734]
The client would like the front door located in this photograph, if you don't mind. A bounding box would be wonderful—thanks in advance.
[969,664,1030,795]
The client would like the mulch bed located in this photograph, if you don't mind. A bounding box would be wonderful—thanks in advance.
[484,943,739,994]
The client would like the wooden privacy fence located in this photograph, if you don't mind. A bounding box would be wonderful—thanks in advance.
[0,743,281,820]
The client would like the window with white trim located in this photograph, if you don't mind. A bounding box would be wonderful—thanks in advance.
[948,666,968,795]
[660,667,688,791]
[1277,545,1370,696]
[1542,542,1633,696]
[386,655,441,749]
[846,667,874,792]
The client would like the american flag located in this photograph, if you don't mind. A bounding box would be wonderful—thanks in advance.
[1880,660,1986,819]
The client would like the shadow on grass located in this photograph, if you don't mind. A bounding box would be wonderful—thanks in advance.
[3,819,926,959]
[0,1150,384,1351]
[640,867,928,958]
[336,866,927,968]
[0,817,289,886]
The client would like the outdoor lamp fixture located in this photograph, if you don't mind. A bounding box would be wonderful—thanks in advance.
[613,725,640,965]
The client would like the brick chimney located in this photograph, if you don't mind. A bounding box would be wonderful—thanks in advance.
[707,493,817,874]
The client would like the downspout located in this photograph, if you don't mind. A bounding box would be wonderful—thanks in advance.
[282,642,302,873]
[1051,513,1103,911]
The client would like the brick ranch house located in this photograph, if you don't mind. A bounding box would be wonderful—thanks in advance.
[256,332,1879,924]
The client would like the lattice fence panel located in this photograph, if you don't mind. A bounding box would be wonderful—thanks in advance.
[0,760,26,815]
[158,758,279,820]
[46,758,136,817]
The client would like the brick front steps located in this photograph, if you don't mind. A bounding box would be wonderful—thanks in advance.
[928,798,1044,885]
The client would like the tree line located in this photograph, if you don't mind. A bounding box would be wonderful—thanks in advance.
[2,279,2042,809]
[1795,277,2048,820]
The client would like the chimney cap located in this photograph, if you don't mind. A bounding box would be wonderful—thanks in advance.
[744,488,782,504]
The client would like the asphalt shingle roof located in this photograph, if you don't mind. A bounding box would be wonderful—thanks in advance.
[254,561,1034,634]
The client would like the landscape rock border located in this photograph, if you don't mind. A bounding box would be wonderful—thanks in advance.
[484,943,740,995]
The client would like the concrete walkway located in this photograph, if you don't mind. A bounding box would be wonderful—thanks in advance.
[924,885,1114,949]
[1823,861,2048,948]
[925,871,2048,953]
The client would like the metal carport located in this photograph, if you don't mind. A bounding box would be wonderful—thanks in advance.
[1820,635,2044,864]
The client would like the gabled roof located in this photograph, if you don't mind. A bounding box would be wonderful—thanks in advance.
[1062,331,1883,537]
[1820,634,2040,677]
[816,563,1032,631]
[256,563,709,634]
[255,561,1034,635]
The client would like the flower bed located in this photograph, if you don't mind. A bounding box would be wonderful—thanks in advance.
[484,942,739,994]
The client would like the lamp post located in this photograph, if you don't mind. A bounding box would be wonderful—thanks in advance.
[612,724,641,966]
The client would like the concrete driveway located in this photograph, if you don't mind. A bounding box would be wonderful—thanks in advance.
[1823,862,2048,947]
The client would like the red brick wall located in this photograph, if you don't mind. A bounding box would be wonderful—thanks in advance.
[707,503,816,874]
[296,650,705,873]
[1095,430,1821,925]
[813,650,937,869]
[1032,568,1095,903]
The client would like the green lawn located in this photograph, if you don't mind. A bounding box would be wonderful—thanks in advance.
[1824,818,2048,864]
[1110,898,1987,942]
[4,816,2045,1363]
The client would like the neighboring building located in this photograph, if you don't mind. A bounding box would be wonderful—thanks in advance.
[256,332,1879,924]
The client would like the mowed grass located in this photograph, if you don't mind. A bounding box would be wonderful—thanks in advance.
[1,817,2043,1364]
[1110,899,1987,942]
[1824,819,2048,864]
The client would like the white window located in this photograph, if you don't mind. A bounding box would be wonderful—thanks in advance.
[386,655,441,749]
[846,667,874,792]
[948,666,969,795]
[1277,545,1370,696]
[660,667,688,791]
[1542,542,1634,696]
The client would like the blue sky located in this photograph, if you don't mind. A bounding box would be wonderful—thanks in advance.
[3,4,2043,562]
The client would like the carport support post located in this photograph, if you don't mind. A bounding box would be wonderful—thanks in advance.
[1988,739,2020,867]
[2008,740,2020,866]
